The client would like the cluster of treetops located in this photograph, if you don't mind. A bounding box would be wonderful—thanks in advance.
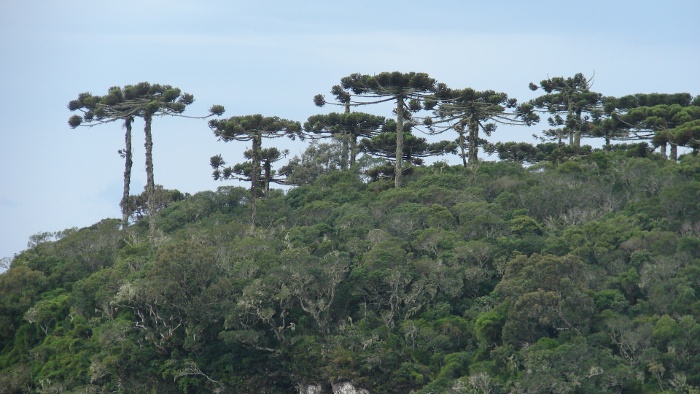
[0,71,697,392]
[66,72,700,236]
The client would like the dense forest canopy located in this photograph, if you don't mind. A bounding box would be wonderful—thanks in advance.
[1,73,699,393]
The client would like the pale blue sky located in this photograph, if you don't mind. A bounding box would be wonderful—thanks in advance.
[1,0,699,264]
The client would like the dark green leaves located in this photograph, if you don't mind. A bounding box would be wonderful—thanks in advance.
[68,114,82,128]
[209,114,302,141]
[209,104,225,116]
[340,71,437,97]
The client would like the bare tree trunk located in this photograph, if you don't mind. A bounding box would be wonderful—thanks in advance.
[250,133,261,224]
[395,97,405,188]
[567,98,575,146]
[670,143,678,161]
[457,126,467,167]
[350,135,358,168]
[120,117,133,230]
[144,113,156,239]
[659,143,667,159]
[468,117,479,165]
[342,102,351,170]
[263,158,271,197]
[340,132,349,171]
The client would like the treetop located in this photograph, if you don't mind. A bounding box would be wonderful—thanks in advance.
[304,112,386,135]
[209,114,302,142]
[67,82,200,128]
[339,71,437,98]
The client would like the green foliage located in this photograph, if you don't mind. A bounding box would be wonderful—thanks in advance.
[5,150,700,391]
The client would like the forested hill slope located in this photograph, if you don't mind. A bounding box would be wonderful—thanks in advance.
[3,149,700,393]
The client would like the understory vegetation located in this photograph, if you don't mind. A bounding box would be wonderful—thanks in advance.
[3,146,700,393]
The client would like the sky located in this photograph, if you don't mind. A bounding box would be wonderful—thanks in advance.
[1,0,699,266]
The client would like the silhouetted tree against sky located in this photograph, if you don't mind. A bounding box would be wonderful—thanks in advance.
[529,73,601,148]
[304,112,386,170]
[209,114,301,223]
[360,119,457,165]
[211,147,288,198]
[317,72,437,187]
[425,87,539,166]
[68,83,224,237]
[68,87,138,229]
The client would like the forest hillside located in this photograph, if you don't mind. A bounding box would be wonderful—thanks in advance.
[2,145,700,393]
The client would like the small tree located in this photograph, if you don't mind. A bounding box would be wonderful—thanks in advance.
[360,119,457,179]
[209,114,301,223]
[278,141,351,186]
[126,185,188,223]
[211,147,288,197]
[488,141,541,164]
[316,72,438,187]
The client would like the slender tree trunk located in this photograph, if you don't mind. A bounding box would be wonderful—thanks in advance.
[659,143,667,159]
[568,128,574,146]
[350,135,358,168]
[574,114,582,147]
[120,117,133,230]
[670,143,678,161]
[342,100,351,170]
[263,158,271,197]
[144,113,156,239]
[468,118,479,165]
[567,98,575,146]
[457,126,467,168]
[395,97,405,188]
[250,133,261,224]
[340,132,349,171]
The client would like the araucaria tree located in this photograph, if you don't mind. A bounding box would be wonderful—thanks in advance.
[316,72,438,187]
[134,83,200,239]
[68,87,139,229]
[68,82,223,238]
[529,73,602,147]
[211,147,288,197]
[425,87,539,166]
[209,114,301,224]
[360,119,457,180]
[304,112,386,170]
